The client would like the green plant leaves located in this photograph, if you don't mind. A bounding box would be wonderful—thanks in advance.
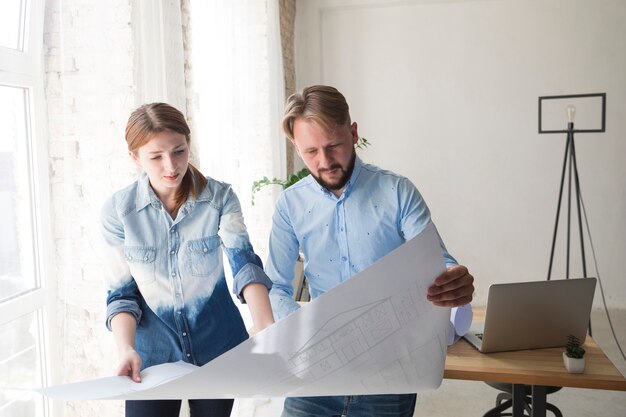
[565,334,585,359]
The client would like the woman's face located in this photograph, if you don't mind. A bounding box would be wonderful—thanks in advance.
[130,130,190,200]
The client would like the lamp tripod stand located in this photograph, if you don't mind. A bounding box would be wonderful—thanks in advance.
[546,108,588,282]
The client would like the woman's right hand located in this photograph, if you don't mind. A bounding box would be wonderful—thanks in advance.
[117,346,142,383]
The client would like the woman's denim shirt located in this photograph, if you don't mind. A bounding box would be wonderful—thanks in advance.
[101,172,272,369]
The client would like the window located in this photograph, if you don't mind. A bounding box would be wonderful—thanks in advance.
[0,310,46,416]
[0,1,51,416]
[0,0,26,51]
[0,86,38,302]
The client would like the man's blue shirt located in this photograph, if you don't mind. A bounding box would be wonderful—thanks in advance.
[101,172,272,369]
[266,157,457,320]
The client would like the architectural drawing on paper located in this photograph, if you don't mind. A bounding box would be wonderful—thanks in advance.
[269,277,440,392]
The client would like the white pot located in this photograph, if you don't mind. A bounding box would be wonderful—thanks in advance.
[562,351,585,373]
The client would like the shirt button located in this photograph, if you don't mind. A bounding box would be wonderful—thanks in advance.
[186,353,191,358]
[144,256,148,261]
[182,332,187,336]
[340,227,344,231]
[341,256,347,262]
[203,247,208,253]
[172,272,176,277]
[170,250,175,255]
[178,311,182,315]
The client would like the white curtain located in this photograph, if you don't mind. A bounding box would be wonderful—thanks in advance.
[185,4,287,414]
[186,0,286,265]
[184,0,286,356]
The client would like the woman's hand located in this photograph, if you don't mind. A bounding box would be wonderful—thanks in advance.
[117,345,142,383]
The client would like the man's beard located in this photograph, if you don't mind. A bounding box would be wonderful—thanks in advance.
[311,150,356,192]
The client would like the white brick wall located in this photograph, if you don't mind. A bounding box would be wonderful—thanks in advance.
[44,1,135,415]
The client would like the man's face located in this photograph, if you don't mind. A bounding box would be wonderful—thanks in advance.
[292,118,359,195]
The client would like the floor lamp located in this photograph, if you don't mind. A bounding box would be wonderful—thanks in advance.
[539,92,607,335]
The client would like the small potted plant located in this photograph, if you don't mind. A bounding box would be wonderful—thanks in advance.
[562,334,586,373]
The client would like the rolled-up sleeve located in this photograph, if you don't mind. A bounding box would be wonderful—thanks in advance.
[106,280,143,330]
[231,263,273,303]
[217,187,272,302]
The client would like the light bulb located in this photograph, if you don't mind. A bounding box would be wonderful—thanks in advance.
[566,105,576,123]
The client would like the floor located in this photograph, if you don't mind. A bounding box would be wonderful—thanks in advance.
[231,308,626,417]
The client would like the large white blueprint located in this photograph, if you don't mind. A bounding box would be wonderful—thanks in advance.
[38,223,450,400]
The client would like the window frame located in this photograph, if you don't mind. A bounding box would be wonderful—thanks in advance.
[0,0,55,415]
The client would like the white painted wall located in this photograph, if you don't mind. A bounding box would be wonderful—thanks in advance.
[295,0,626,308]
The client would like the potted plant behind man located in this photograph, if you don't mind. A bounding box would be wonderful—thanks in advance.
[563,334,586,373]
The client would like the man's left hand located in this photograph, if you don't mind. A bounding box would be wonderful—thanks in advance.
[427,265,474,307]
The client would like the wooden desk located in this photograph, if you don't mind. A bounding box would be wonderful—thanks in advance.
[444,311,626,416]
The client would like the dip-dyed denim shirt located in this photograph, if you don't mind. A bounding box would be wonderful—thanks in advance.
[266,157,457,321]
[101,172,272,369]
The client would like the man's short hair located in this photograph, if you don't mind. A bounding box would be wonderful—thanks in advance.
[282,85,351,140]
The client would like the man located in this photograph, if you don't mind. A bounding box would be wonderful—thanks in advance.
[266,85,474,416]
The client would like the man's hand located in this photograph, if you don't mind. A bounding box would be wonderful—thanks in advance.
[117,346,142,383]
[427,265,474,307]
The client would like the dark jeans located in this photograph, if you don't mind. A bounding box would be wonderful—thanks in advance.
[282,394,417,417]
[125,399,234,417]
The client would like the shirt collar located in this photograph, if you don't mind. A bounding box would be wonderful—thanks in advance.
[136,172,159,211]
[195,176,213,202]
[346,155,364,193]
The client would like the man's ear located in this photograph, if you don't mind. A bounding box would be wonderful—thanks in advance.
[350,122,359,145]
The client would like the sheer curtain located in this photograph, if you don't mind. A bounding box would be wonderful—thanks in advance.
[185,0,286,273]
[184,3,287,414]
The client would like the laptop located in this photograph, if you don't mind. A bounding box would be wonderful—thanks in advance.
[464,277,596,353]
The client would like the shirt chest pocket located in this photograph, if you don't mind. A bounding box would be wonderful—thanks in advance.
[186,235,221,277]
[124,246,157,284]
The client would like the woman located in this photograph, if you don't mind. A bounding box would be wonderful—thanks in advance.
[101,102,274,416]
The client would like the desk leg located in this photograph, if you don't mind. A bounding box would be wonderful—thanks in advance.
[511,385,548,417]
[531,385,547,417]
[511,384,525,417]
